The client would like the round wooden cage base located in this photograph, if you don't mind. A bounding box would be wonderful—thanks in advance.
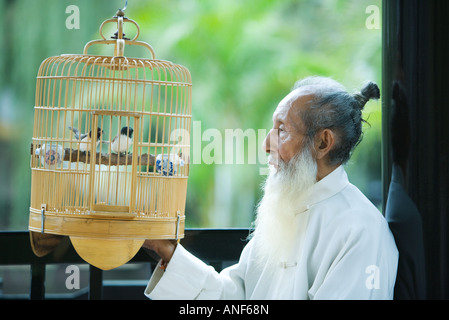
[70,237,145,270]
[29,210,185,270]
[29,210,185,239]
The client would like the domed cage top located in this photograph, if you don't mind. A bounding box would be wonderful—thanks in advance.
[28,8,192,270]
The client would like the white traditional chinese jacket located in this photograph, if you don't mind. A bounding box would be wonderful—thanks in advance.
[145,166,399,300]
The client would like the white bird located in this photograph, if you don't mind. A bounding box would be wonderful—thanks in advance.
[111,126,134,154]
[68,126,103,152]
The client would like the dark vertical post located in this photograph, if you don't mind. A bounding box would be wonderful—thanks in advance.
[383,0,449,299]
[30,263,46,300]
[89,265,103,300]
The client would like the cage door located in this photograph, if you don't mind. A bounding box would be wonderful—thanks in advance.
[89,111,140,218]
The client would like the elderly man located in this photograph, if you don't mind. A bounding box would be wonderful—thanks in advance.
[143,76,398,300]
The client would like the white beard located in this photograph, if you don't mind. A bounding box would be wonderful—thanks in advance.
[251,146,318,267]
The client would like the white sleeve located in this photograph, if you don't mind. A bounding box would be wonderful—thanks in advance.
[144,243,248,300]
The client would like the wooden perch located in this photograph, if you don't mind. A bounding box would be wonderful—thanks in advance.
[31,143,155,166]
[64,148,155,166]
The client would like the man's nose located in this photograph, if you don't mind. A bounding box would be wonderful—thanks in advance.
[263,131,270,154]
[263,129,278,154]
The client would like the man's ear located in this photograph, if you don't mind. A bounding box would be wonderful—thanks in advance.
[314,129,335,160]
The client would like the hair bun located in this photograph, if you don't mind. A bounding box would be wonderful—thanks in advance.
[354,81,380,109]
[361,81,380,100]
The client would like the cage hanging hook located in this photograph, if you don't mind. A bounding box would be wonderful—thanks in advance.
[112,0,130,46]
[120,0,128,13]
[115,0,128,17]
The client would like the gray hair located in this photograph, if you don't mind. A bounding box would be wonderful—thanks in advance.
[293,76,380,165]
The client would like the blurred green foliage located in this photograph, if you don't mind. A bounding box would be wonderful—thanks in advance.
[0,0,382,230]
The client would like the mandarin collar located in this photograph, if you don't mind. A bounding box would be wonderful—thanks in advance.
[296,166,349,214]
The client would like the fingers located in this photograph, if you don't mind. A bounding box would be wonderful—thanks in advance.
[142,239,156,250]
[142,239,178,263]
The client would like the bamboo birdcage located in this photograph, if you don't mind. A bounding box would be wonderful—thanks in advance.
[28,8,192,270]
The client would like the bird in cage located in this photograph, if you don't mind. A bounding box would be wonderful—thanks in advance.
[68,126,103,152]
[110,126,134,154]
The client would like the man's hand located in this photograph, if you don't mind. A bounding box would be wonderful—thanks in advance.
[143,239,177,263]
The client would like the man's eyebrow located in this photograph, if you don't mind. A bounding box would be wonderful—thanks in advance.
[272,113,283,124]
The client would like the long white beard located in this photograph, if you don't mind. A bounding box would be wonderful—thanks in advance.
[251,146,318,267]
